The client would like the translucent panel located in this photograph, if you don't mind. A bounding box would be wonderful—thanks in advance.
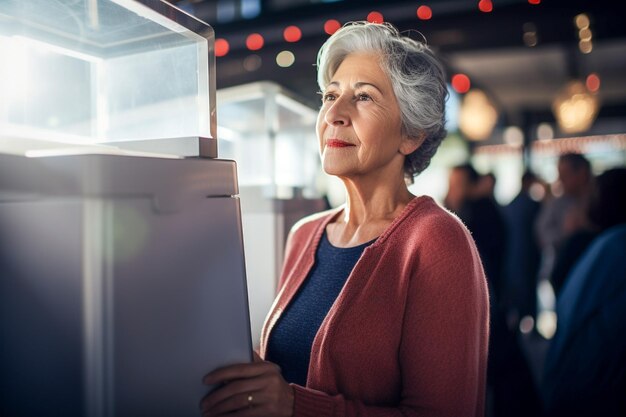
[0,0,215,151]
[217,82,319,193]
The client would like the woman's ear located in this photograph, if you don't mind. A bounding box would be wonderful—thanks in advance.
[399,133,426,156]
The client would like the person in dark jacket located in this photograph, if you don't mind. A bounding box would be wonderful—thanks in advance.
[445,164,506,304]
[445,164,542,417]
[542,168,626,417]
[503,171,542,324]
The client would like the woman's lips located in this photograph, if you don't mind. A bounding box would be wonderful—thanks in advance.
[326,139,355,148]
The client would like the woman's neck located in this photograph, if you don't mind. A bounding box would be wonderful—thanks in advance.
[342,179,413,224]
[327,173,415,247]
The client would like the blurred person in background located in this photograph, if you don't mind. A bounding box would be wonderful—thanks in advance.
[200,22,489,417]
[502,171,542,327]
[541,167,626,417]
[549,209,598,297]
[535,153,593,286]
[445,164,506,304]
[476,172,497,202]
[445,164,540,417]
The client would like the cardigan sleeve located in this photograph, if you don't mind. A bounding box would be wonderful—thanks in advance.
[396,220,489,417]
[287,217,490,417]
[291,384,413,417]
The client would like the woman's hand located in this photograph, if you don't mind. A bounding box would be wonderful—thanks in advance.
[200,353,294,417]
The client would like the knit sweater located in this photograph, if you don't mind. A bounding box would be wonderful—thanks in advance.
[266,232,375,386]
[260,196,490,417]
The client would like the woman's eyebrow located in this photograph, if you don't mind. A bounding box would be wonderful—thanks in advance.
[354,82,383,94]
[326,81,383,94]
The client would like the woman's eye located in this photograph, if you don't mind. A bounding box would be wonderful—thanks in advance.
[322,93,336,102]
[356,93,372,101]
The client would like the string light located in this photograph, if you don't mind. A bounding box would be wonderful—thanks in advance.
[503,126,524,147]
[537,123,554,140]
[476,135,626,156]
[215,38,229,57]
[575,13,590,29]
[579,27,592,41]
[417,5,432,20]
[367,11,384,24]
[276,50,295,67]
[243,54,262,71]
[574,14,593,54]
[523,23,538,47]
[283,26,302,43]
[451,73,471,94]
[478,0,493,13]
[324,19,341,35]
[246,33,264,51]
[579,39,593,54]
[586,73,600,92]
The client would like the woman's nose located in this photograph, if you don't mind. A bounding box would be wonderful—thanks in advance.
[324,97,350,126]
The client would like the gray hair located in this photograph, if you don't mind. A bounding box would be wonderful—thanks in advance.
[317,21,448,181]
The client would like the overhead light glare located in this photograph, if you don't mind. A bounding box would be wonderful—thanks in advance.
[459,89,498,141]
[552,80,600,134]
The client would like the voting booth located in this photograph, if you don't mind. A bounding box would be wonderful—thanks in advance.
[0,1,251,416]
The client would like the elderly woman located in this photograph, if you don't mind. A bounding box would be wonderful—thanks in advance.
[201,22,489,417]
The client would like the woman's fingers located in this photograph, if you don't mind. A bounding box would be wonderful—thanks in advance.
[207,390,265,415]
[200,360,293,417]
[201,375,267,411]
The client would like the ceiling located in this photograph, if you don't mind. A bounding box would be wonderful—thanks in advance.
[171,0,626,136]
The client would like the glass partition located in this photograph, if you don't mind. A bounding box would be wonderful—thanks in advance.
[217,81,320,195]
[0,0,216,156]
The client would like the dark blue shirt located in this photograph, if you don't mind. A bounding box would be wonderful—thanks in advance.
[266,231,375,386]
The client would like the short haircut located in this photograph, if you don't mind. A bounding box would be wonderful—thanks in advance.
[317,21,448,181]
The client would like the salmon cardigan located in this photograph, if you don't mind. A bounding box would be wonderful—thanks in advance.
[259,196,489,417]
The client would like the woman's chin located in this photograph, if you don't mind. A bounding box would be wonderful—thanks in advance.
[323,165,351,178]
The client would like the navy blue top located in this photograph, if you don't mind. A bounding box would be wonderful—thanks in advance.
[265,231,375,386]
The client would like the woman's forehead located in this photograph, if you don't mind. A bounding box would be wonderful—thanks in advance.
[328,53,390,87]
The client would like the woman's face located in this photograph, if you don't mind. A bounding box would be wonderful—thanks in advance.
[316,52,416,180]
